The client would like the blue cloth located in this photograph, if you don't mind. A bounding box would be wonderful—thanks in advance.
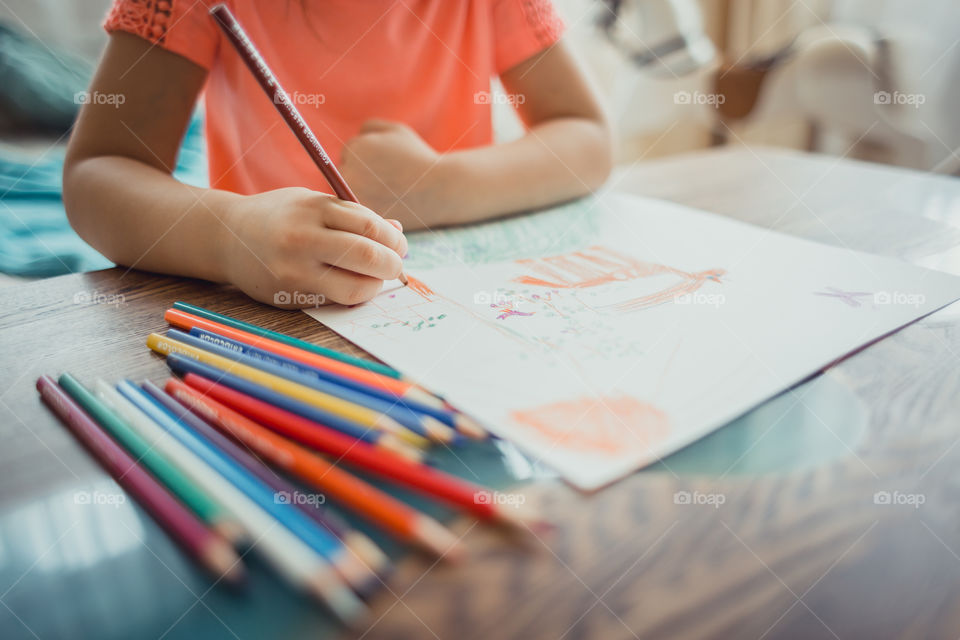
[0,113,208,277]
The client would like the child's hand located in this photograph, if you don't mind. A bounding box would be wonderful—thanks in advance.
[340,119,450,229]
[224,187,407,308]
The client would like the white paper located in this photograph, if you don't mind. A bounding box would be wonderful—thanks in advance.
[306,193,960,489]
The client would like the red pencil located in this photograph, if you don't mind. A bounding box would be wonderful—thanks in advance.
[180,373,531,525]
[166,378,464,559]
[209,3,408,286]
[36,375,245,584]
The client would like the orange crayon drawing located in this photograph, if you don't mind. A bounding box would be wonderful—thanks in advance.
[512,245,724,313]
[406,275,436,301]
[510,395,670,455]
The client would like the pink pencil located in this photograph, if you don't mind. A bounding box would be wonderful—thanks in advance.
[36,375,245,584]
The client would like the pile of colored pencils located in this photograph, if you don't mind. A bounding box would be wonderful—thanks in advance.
[37,302,532,624]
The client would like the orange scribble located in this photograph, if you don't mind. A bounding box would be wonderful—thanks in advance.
[406,275,436,301]
[512,245,724,313]
[510,395,669,455]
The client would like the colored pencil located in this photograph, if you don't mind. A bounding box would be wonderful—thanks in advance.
[58,373,243,544]
[208,6,409,286]
[117,380,375,602]
[95,379,255,545]
[36,375,245,585]
[168,328,457,444]
[141,380,390,577]
[180,374,531,525]
[171,302,401,379]
[167,378,465,559]
[94,381,362,620]
[147,332,429,448]
[187,325,485,439]
[164,307,448,411]
[162,351,424,461]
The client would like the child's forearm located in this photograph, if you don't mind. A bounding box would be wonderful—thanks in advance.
[64,155,241,281]
[433,117,612,227]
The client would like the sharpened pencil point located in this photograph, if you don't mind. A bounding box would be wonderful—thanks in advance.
[203,539,247,586]
[308,569,368,624]
[414,516,466,561]
[398,271,409,286]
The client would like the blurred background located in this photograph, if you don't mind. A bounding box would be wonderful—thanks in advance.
[0,0,958,285]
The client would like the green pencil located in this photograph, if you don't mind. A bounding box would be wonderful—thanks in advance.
[58,373,242,543]
[172,301,402,379]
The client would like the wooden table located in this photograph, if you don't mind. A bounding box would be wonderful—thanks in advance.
[2,147,960,640]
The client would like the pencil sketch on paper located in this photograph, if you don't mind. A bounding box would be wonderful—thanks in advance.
[509,395,670,456]
[814,287,873,307]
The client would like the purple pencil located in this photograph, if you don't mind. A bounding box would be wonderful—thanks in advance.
[141,380,389,578]
[37,375,245,584]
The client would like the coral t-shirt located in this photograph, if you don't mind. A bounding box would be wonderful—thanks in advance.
[104,0,564,195]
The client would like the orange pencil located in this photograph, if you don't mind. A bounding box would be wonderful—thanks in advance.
[164,308,448,410]
[166,377,464,560]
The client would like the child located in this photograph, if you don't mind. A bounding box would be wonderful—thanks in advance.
[64,1,612,307]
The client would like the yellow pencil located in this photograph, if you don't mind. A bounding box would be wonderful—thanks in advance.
[147,333,430,448]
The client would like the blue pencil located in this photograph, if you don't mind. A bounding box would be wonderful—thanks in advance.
[140,379,390,580]
[115,379,376,592]
[186,326,471,434]
[167,329,458,444]
[164,353,425,461]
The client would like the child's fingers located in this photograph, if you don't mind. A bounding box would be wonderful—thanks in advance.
[323,201,407,257]
[312,265,384,306]
[387,219,403,231]
[318,230,403,281]
[358,118,400,134]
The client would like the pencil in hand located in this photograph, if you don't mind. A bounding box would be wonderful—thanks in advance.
[209,3,409,286]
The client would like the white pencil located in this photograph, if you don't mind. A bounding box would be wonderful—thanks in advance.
[95,380,366,622]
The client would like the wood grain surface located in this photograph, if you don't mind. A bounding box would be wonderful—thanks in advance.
[3,147,960,640]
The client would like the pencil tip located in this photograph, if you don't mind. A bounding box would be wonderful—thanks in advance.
[212,519,247,547]
[344,532,391,575]
[454,414,489,440]
[414,516,466,561]
[204,539,247,586]
[308,570,368,624]
[398,271,409,286]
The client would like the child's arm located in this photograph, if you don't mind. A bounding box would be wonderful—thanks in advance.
[340,41,612,229]
[64,33,406,308]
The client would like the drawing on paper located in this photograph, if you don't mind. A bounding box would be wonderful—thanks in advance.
[814,287,873,307]
[509,395,670,455]
[512,246,725,313]
[406,275,437,301]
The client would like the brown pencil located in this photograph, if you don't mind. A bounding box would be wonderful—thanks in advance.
[209,3,408,286]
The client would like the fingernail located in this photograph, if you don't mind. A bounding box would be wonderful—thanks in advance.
[388,219,403,231]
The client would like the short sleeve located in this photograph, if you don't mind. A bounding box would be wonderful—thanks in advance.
[104,0,220,71]
[492,0,565,75]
